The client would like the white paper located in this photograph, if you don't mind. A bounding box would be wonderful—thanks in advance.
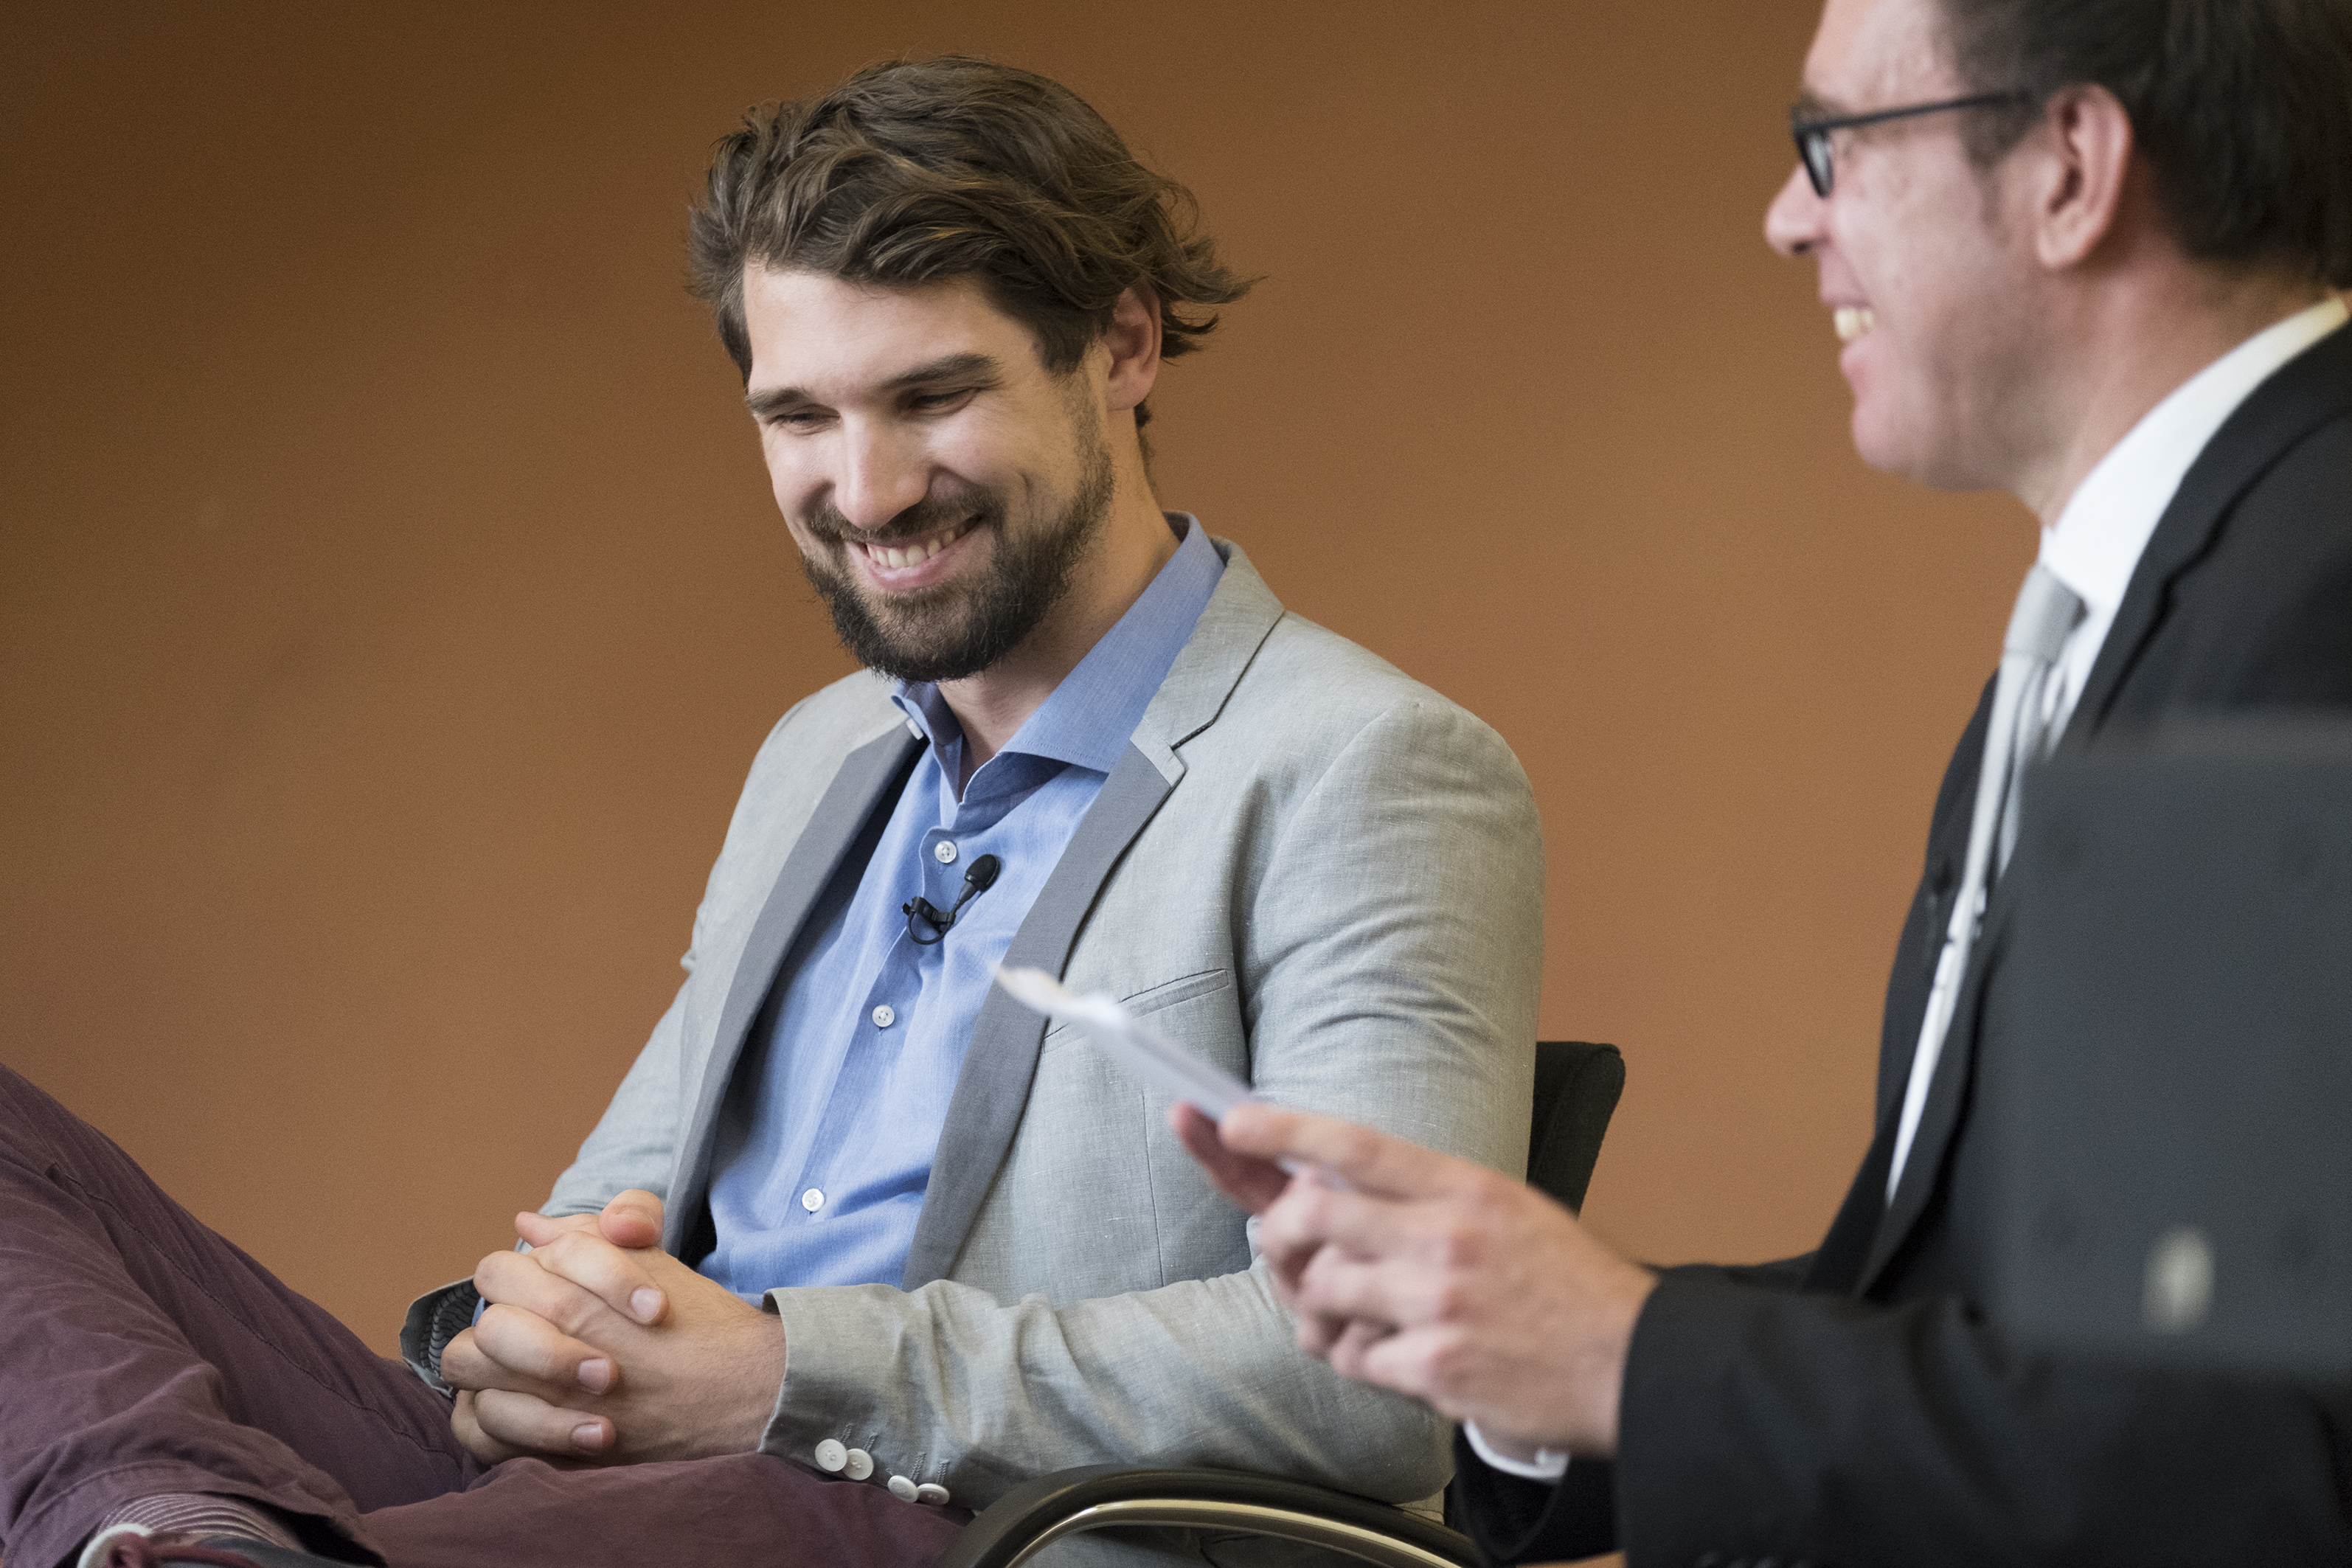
[994,966,1253,1118]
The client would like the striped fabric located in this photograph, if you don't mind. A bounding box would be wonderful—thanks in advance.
[91,1492,302,1551]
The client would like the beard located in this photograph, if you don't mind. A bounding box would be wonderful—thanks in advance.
[797,425,1117,684]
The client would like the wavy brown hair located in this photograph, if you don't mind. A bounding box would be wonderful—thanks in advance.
[687,56,1253,426]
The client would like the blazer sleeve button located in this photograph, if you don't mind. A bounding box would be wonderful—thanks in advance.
[887,1474,920,1502]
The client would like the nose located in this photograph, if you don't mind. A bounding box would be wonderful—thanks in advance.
[830,420,932,533]
[1764,162,1825,258]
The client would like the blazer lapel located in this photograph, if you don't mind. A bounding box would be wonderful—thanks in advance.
[2070,323,2352,740]
[663,724,921,1255]
[1806,681,1989,1294]
[1857,901,2008,1290]
[900,537,1288,1287]
[901,742,1176,1286]
[1805,1113,1897,1293]
[1863,827,2060,1288]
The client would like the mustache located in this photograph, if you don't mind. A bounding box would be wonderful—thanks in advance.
[802,490,1002,548]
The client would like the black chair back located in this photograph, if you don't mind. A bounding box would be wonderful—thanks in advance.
[1527,1041,1623,1213]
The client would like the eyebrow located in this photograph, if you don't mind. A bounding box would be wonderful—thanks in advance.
[744,351,1005,420]
[1791,90,1848,121]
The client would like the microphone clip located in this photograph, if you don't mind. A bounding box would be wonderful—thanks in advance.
[904,853,1002,946]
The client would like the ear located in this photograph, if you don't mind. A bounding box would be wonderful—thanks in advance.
[1100,282,1164,415]
[2027,83,2136,269]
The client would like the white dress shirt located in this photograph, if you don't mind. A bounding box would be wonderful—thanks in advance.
[1477,296,2349,1488]
[1884,293,2348,1206]
[2038,295,2348,733]
[1464,1420,1572,1482]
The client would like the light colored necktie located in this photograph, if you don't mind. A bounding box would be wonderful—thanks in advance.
[1887,563,2086,1199]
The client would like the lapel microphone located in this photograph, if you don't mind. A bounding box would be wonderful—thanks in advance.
[903,853,1002,946]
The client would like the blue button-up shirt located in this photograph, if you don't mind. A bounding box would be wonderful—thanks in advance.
[697,516,1224,1297]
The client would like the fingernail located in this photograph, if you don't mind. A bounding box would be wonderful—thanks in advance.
[631,1288,663,1322]
[577,1358,614,1392]
[573,1420,606,1451]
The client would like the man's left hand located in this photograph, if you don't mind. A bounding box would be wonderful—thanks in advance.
[1176,1101,1657,1460]
[438,1190,788,1466]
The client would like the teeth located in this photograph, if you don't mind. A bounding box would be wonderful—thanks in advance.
[868,520,967,572]
[1834,306,1877,343]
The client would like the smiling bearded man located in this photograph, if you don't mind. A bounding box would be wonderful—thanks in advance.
[0,53,1544,1568]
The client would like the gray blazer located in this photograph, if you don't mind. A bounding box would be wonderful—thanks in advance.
[407,540,1541,1533]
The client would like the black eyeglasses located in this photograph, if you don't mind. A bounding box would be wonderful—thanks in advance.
[1789,91,2030,195]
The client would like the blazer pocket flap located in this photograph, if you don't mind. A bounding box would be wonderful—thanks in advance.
[1041,968,1232,1043]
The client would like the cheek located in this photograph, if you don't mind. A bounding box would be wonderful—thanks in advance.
[759,437,821,514]
[924,429,1012,497]
[934,398,1069,497]
[757,454,836,563]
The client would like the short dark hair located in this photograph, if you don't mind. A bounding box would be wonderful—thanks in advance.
[1936,0,2352,286]
[687,56,1252,425]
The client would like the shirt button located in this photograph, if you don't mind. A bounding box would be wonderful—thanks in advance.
[933,841,958,864]
[915,1483,951,1506]
[887,1474,919,1502]
[843,1448,875,1481]
[801,1188,825,1213]
[872,1005,896,1028]
[814,1438,847,1473]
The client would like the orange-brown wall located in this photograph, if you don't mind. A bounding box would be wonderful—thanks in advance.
[0,0,2035,1359]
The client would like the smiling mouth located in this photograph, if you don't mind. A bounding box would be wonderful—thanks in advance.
[1834,306,1878,343]
[853,518,972,570]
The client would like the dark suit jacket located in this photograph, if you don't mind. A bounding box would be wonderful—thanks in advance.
[1457,320,2352,1567]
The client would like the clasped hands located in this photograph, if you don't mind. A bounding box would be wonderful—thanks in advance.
[440,1190,788,1466]
[1176,1103,1659,1460]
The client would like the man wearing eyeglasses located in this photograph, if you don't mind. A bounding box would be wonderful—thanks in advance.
[1182,0,2352,1562]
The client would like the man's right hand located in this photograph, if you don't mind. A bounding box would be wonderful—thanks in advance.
[1176,1100,1657,1460]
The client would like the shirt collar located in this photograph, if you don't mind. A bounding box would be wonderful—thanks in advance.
[891,513,1225,783]
[2040,296,2348,617]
